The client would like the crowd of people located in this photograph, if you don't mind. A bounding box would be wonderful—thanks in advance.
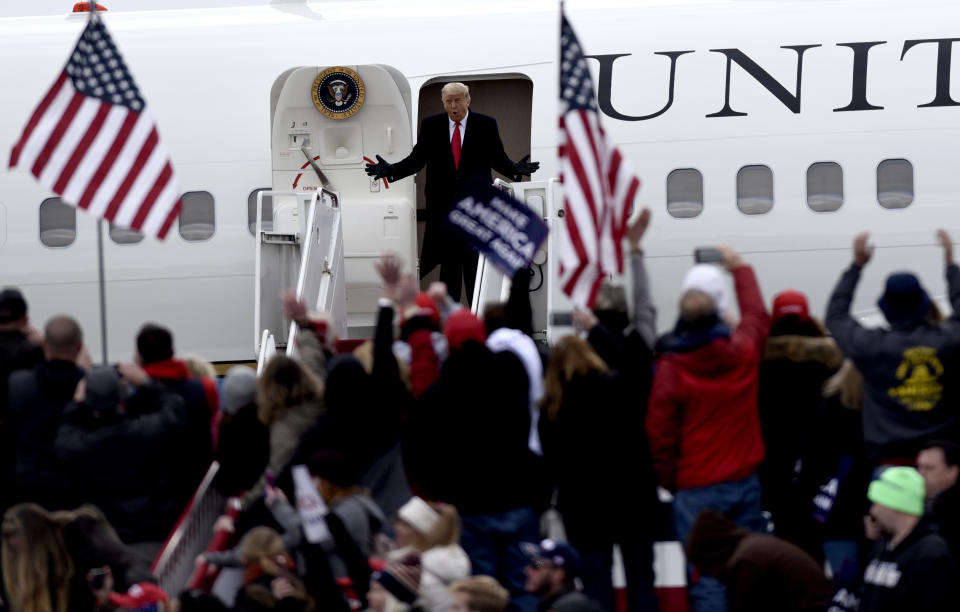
[3,210,960,612]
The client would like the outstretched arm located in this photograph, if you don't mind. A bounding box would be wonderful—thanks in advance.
[627,208,656,349]
[718,246,770,352]
[826,232,876,359]
[937,230,960,319]
[366,120,432,182]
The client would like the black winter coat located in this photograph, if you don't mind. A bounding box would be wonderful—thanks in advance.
[8,359,85,509]
[214,400,270,497]
[539,369,660,547]
[859,521,957,612]
[405,340,534,515]
[55,382,190,544]
[757,335,843,542]
[0,329,43,512]
[387,112,518,274]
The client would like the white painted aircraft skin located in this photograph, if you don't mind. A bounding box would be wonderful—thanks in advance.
[2,0,959,361]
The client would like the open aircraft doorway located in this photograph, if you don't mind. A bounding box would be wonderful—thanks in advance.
[415,76,534,297]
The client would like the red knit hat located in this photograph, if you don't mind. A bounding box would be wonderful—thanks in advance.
[443,310,486,350]
[771,290,811,324]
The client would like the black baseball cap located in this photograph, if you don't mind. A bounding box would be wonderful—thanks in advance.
[0,288,27,323]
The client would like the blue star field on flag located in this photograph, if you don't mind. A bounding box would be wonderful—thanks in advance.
[65,15,145,112]
[560,14,598,114]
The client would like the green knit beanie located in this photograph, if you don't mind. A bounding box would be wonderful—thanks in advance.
[867,466,925,516]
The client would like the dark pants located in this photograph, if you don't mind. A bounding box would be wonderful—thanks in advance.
[460,506,540,612]
[572,538,659,612]
[673,474,766,612]
[437,244,479,306]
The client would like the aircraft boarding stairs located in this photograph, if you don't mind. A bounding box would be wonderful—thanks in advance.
[254,188,347,369]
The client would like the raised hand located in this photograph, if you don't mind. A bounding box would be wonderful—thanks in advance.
[716,245,744,272]
[513,154,539,177]
[854,232,873,267]
[364,154,393,180]
[573,306,599,332]
[937,229,954,265]
[397,274,419,308]
[376,253,404,301]
[282,289,309,326]
[626,207,651,249]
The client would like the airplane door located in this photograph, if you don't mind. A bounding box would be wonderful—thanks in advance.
[270,65,415,335]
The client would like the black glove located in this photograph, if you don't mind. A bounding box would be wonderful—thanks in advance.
[365,154,393,180]
[512,154,539,178]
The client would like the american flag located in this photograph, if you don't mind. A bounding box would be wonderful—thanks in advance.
[9,13,181,239]
[558,11,640,307]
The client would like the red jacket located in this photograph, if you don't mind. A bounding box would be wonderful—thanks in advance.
[646,266,770,492]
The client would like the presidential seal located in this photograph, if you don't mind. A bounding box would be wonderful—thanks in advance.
[312,67,365,120]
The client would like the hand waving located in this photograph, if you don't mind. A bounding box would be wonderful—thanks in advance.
[364,155,393,180]
[854,232,873,267]
[626,208,651,249]
[937,229,954,266]
[513,154,539,177]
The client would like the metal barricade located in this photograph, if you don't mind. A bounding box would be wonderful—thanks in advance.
[152,462,227,596]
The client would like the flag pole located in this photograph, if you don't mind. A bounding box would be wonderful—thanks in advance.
[97,219,108,365]
[86,0,108,365]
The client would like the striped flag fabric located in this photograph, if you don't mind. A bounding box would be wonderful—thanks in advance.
[9,12,181,239]
[557,10,640,307]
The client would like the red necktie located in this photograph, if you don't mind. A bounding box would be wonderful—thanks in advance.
[452,121,462,169]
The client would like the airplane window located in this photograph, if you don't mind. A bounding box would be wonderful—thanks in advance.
[807,162,844,212]
[248,188,273,235]
[877,159,914,209]
[666,169,703,218]
[109,222,144,245]
[39,198,77,248]
[737,165,774,215]
[179,191,216,241]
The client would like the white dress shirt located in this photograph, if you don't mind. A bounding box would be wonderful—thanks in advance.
[448,110,468,148]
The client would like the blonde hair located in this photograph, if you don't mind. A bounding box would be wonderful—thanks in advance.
[450,576,509,612]
[182,354,216,379]
[441,82,470,101]
[541,335,609,421]
[416,503,461,551]
[823,359,863,411]
[2,504,73,612]
[241,526,286,571]
[257,355,323,425]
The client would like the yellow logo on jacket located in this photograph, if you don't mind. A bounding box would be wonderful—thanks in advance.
[888,346,943,411]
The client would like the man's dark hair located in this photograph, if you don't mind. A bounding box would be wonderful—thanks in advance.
[922,439,960,467]
[136,323,174,364]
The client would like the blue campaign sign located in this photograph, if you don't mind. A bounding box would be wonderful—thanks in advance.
[446,178,549,277]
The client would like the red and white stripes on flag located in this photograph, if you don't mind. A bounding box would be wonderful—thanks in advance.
[9,14,181,239]
[558,12,640,307]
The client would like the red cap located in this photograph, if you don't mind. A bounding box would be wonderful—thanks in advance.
[415,292,440,326]
[443,310,486,350]
[771,290,810,324]
[108,583,169,609]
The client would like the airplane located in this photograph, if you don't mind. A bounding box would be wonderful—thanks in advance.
[2,0,959,368]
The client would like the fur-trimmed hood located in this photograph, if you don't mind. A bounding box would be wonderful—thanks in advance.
[763,335,844,370]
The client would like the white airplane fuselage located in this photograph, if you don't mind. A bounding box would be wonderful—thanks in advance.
[2,0,959,361]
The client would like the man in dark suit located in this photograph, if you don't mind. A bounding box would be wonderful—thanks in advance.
[366,82,539,302]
